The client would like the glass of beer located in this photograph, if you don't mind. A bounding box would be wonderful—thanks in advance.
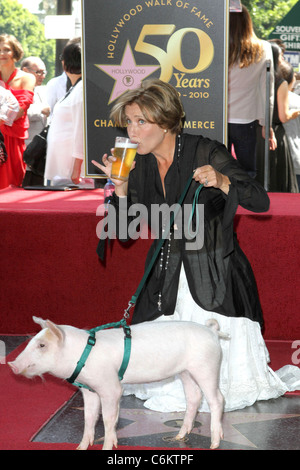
[111,137,138,181]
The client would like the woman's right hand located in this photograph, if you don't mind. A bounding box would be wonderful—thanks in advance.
[262,126,277,151]
[92,150,115,179]
[92,151,132,196]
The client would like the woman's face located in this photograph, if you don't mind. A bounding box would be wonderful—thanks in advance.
[125,102,166,155]
[0,41,15,66]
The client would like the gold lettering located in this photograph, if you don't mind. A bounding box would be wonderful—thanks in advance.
[94,119,117,128]
[184,121,215,129]
[145,0,172,6]
[189,78,199,88]
[200,14,209,23]
[190,7,214,28]
[174,73,210,89]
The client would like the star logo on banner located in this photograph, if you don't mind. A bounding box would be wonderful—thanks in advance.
[95,41,160,104]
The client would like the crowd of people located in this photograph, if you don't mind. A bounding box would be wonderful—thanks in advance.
[0,34,92,190]
[228,5,300,192]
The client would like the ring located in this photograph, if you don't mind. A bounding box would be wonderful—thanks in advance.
[205,178,209,186]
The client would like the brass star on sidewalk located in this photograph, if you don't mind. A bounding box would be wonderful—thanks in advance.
[95,407,300,450]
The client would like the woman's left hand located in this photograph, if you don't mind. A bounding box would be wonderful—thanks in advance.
[193,165,231,195]
[71,158,83,185]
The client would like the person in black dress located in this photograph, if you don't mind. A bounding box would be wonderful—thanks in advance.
[93,79,295,413]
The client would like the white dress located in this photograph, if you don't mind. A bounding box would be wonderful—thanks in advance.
[44,80,90,186]
[123,266,300,413]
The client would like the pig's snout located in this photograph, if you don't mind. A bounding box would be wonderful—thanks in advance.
[8,361,35,377]
[8,361,20,375]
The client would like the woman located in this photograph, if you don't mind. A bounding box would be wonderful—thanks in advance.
[267,43,299,192]
[228,5,276,178]
[93,79,298,413]
[44,38,91,187]
[281,61,300,191]
[0,34,35,189]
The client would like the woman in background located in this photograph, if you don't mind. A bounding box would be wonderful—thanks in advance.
[44,38,92,188]
[228,5,276,178]
[0,34,35,189]
[267,43,299,192]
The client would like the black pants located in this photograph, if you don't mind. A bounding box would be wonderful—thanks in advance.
[228,121,257,178]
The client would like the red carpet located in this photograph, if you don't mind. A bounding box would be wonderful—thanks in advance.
[0,339,298,451]
[0,343,75,450]
[0,342,200,451]
[1,188,300,340]
[1,188,299,452]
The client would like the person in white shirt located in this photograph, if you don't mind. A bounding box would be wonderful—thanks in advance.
[44,38,93,188]
[46,71,68,118]
[21,57,50,186]
[20,57,50,145]
[228,5,276,178]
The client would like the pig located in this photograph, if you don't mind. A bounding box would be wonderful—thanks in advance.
[8,316,227,450]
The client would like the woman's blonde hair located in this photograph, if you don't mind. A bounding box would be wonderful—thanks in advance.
[110,79,185,134]
[229,5,263,68]
[0,34,24,62]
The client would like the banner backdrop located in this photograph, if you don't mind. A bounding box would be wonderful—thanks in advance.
[82,0,229,177]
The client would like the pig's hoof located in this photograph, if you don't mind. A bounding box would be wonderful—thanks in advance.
[76,442,90,450]
[174,433,189,442]
[210,441,220,449]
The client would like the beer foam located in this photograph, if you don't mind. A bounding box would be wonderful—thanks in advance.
[115,141,138,148]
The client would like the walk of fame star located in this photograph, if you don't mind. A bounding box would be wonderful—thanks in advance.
[94,407,300,450]
[95,41,160,104]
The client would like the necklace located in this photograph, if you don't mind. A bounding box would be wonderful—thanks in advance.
[61,77,82,102]
[157,230,172,311]
[157,134,181,311]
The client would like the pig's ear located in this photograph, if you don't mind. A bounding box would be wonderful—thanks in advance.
[33,316,48,329]
[46,320,65,343]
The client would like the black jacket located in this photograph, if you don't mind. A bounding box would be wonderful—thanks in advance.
[106,133,270,326]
